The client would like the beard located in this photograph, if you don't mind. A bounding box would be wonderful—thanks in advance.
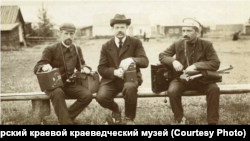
[64,39,72,46]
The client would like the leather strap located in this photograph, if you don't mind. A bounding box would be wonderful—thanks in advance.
[59,43,69,79]
[74,44,92,71]
[73,44,83,70]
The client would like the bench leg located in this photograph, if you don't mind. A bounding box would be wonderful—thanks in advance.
[32,100,50,124]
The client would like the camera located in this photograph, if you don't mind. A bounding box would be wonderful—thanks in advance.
[66,73,76,83]
[151,63,173,93]
[36,68,63,91]
[124,63,137,82]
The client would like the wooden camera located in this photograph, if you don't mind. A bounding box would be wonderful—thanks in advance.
[36,68,64,91]
[124,63,138,82]
[151,64,173,93]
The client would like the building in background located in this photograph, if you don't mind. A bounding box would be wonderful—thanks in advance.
[77,25,93,37]
[244,18,250,35]
[1,5,27,50]
[216,24,244,35]
[159,24,210,38]
[160,25,183,38]
[24,22,32,37]
[245,25,250,35]
[92,14,151,38]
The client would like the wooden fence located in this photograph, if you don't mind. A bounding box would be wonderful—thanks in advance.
[26,37,90,45]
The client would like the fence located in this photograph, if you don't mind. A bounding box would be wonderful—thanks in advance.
[26,37,90,46]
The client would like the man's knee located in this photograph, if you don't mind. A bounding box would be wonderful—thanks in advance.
[96,90,109,107]
[47,88,65,100]
[84,90,93,103]
[123,82,137,92]
[168,85,180,98]
[206,84,220,94]
[77,88,93,104]
[123,82,138,104]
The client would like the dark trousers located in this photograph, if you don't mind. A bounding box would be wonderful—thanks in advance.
[168,78,220,124]
[96,80,138,120]
[45,84,93,125]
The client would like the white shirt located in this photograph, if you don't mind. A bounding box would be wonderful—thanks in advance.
[61,41,70,48]
[115,36,126,48]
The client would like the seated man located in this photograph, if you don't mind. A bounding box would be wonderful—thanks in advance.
[159,18,221,125]
[34,23,93,125]
[96,14,149,125]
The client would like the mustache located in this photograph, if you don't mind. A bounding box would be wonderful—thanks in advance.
[183,35,190,39]
[65,38,72,42]
[64,38,72,43]
[117,31,125,35]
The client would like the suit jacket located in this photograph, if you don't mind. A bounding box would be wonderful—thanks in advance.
[159,38,220,82]
[34,42,86,83]
[98,36,149,87]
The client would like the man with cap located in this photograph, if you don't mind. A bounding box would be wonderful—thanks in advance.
[159,18,221,125]
[34,23,93,125]
[96,14,149,125]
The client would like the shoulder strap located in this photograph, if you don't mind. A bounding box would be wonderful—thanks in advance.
[184,40,190,67]
[73,44,92,72]
[73,44,82,70]
[59,43,69,79]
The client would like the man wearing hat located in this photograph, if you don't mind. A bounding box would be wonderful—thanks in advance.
[34,23,93,125]
[159,18,221,125]
[96,14,149,125]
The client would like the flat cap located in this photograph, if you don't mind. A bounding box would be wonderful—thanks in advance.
[60,23,76,32]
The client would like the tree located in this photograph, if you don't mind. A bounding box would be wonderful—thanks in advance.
[33,3,54,37]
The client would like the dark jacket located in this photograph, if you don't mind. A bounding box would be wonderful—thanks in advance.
[159,38,220,81]
[34,42,86,83]
[98,36,149,87]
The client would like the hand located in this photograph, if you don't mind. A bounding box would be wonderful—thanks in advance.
[172,60,183,71]
[185,65,197,73]
[114,68,124,78]
[42,64,52,72]
[119,58,134,71]
[81,67,91,74]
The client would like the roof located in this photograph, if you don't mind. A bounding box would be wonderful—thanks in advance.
[80,25,93,30]
[1,23,19,31]
[1,5,24,24]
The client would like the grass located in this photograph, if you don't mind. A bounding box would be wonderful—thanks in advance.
[1,38,250,125]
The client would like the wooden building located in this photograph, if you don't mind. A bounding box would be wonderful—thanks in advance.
[1,5,27,50]
[215,24,244,36]
[77,25,93,37]
[24,22,32,37]
[161,25,183,37]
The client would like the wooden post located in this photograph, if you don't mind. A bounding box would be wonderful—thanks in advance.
[32,100,51,124]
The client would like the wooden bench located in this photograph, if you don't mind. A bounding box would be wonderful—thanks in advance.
[1,84,250,123]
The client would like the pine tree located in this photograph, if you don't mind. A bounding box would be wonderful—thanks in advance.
[36,3,54,37]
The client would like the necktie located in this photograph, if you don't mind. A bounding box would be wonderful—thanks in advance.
[119,39,123,48]
[118,39,123,54]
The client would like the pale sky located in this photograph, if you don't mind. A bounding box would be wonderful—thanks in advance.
[1,0,250,27]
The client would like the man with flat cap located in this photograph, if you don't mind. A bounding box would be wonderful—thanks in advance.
[34,23,93,125]
[96,14,149,125]
[159,18,221,125]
